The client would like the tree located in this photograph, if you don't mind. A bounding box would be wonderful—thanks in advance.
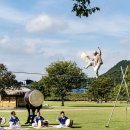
[88,76,114,103]
[0,64,19,92]
[40,60,87,106]
[72,0,100,17]
[109,65,130,101]
[30,77,51,99]
[103,60,130,85]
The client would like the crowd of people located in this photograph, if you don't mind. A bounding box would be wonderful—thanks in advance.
[1,110,73,129]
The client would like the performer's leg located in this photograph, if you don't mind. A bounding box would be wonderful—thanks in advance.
[9,123,21,129]
[15,124,21,128]
[25,105,31,124]
[31,108,36,124]
[94,63,102,78]
[95,70,99,78]
[32,122,38,127]
[37,105,42,113]
[84,61,93,69]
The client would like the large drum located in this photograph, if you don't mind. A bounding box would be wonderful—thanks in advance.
[65,119,73,127]
[0,116,6,125]
[24,90,44,107]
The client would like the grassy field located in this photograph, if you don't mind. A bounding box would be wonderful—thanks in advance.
[43,101,130,107]
[1,101,130,130]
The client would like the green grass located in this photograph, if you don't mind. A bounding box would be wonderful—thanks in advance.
[1,101,130,130]
[44,101,130,108]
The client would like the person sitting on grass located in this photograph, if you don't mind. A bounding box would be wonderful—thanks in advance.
[9,111,21,129]
[57,111,73,128]
[32,111,48,127]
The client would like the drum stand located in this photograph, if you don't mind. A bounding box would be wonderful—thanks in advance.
[105,66,130,127]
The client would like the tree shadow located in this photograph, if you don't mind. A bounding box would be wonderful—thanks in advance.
[71,126,82,128]
[21,125,30,127]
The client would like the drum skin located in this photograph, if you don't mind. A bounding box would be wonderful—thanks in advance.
[0,116,6,125]
[65,119,73,127]
[24,90,44,107]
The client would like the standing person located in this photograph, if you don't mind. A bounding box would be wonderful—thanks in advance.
[82,47,103,78]
[9,111,21,129]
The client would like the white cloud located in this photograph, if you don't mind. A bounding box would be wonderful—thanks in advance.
[63,15,130,37]
[0,35,10,45]
[26,14,68,32]
[120,39,130,45]
[25,14,129,37]
[0,35,68,57]
[23,38,68,55]
[0,35,69,81]
[0,5,30,24]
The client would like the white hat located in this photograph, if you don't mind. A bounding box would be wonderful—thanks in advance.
[81,52,88,61]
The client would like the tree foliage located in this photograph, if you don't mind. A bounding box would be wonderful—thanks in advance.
[0,64,19,92]
[103,60,130,85]
[72,0,100,17]
[30,77,51,99]
[39,60,87,106]
[88,76,114,102]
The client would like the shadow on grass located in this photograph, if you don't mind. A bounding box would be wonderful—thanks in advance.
[2,125,8,127]
[71,126,82,128]
[22,124,82,129]
[22,125,31,127]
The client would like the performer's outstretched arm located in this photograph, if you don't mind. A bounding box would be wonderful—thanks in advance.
[98,47,102,56]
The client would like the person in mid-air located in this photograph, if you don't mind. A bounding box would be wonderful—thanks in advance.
[81,47,103,78]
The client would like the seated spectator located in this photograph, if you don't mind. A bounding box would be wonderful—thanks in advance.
[0,116,6,130]
[57,111,73,128]
[32,112,48,127]
[9,111,21,129]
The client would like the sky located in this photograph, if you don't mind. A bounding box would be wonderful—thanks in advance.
[0,0,130,81]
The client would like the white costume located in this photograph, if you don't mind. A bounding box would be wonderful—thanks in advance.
[55,116,68,128]
[32,116,44,127]
[81,47,103,78]
[9,116,21,129]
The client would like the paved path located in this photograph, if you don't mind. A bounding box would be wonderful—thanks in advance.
[0,107,121,113]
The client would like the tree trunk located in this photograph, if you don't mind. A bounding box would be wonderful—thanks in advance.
[61,96,64,106]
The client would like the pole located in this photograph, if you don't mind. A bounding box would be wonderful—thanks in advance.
[121,66,130,120]
[105,80,123,127]
[105,66,129,127]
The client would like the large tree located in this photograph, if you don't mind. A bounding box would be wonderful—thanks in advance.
[30,77,51,99]
[88,76,114,102]
[40,60,87,106]
[0,64,19,92]
[72,0,100,17]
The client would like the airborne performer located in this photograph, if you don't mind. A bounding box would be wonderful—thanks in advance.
[81,47,103,78]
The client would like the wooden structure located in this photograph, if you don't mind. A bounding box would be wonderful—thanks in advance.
[0,87,31,108]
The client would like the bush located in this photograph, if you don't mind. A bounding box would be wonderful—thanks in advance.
[45,92,88,101]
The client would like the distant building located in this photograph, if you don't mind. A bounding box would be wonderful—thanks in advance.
[0,87,31,108]
[70,88,87,93]
[21,79,33,87]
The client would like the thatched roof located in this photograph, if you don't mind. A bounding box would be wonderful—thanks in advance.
[4,87,31,95]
